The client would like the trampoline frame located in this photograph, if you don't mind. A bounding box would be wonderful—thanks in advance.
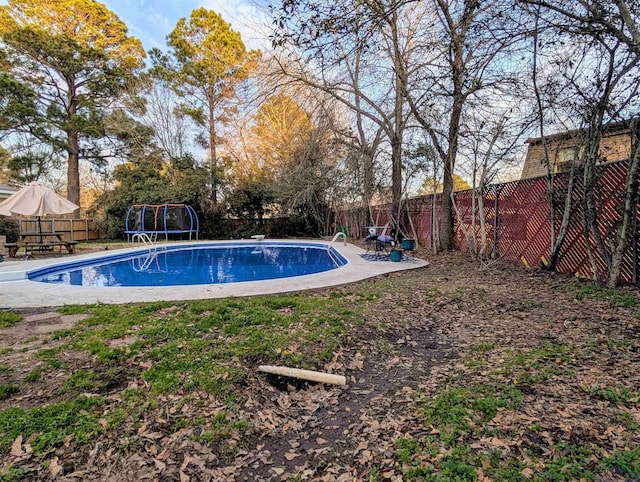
[125,204,200,241]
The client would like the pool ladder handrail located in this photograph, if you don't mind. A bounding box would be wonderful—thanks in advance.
[130,232,158,271]
[132,251,158,271]
[326,232,347,268]
[130,232,156,250]
[328,231,347,249]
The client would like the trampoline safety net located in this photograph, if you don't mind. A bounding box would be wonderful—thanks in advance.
[125,204,199,240]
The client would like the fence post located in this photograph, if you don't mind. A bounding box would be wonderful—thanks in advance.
[493,184,500,258]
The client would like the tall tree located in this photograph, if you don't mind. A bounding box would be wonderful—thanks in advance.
[269,0,412,229]
[151,8,259,207]
[521,0,640,285]
[140,76,192,161]
[223,93,308,223]
[270,0,518,246]
[403,0,518,251]
[0,71,41,140]
[227,91,344,234]
[250,93,313,181]
[0,0,145,213]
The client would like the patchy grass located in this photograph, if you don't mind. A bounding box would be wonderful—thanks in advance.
[60,369,102,394]
[23,367,41,383]
[35,347,66,369]
[396,285,639,482]
[470,341,496,352]
[394,383,525,479]
[0,396,104,455]
[0,384,19,400]
[58,295,350,401]
[0,252,638,480]
[581,384,638,404]
[0,291,356,477]
[574,281,639,307]
[600,447,640,479]
[500,342,578,384]
[0,311,21,329]
[424,384,524,437]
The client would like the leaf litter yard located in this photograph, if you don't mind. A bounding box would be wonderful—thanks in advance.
[0,252,639,481]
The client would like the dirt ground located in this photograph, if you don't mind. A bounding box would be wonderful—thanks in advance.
[1,250,639,481]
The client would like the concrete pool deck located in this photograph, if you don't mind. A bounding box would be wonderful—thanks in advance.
[0,240,428,308]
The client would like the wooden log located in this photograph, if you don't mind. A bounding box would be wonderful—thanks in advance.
[258,365,346,386]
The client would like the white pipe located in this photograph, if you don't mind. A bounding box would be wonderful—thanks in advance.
[258,365,346,386]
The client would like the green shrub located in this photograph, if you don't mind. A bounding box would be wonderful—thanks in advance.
[0,219,19,243]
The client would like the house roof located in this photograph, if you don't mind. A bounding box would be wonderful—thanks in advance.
[0,184,18,197]
[525,119,634,146]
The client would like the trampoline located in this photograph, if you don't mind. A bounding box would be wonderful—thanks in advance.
[125,204,199,241]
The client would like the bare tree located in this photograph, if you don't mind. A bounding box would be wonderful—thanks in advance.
[458,108,531,261]
[403,0,519,251]
[267,0,413,230]
[528,7,578,272]
[522,0,640,285]
[142,79,191,160]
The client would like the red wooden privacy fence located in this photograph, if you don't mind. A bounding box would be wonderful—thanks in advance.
[338,159,639,285]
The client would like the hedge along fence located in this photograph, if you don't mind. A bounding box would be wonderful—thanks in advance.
[338,159,639,285]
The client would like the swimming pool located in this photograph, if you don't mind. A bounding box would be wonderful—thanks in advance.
[28,242,347,287]
[0,240,428,308]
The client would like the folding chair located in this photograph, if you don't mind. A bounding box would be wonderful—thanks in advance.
[364,223,394,252]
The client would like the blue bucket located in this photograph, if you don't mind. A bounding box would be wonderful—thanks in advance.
[402,239,415,250]
[389,250,403,262]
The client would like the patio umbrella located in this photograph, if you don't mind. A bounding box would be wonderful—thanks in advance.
[0,181,79,234]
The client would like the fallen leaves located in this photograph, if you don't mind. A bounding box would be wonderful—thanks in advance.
[1,253,639,480]
[48,456,63,477]
[284,451,300,461]
[10,435,22,457]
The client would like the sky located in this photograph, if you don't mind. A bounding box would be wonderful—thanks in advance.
[0,0,272,53]
[105,0,271,53]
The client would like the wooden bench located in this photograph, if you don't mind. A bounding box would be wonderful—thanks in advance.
[5,243,18,257]
[5,241,78,257]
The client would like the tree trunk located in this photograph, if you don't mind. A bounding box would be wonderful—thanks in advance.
[362,145,374,211]
[208,86,218,206]
[547,164,577,270]
[66,77,81,217]
[390,10,405,226]
[608,121,640,286]
[439,159,455,250]
[478,172,487,258]
[579,45,632,280]
[581,106,609,279]
[357,107,380,222]
[531,13,561,261]
[437,16,466,252]
[391,134,403,222]
[66,140,80,217]
[438,92,463,251]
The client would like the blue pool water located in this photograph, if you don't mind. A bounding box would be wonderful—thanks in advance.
[29,243,347,287]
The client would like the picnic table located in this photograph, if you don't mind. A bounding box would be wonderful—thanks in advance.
[5,231,78,257]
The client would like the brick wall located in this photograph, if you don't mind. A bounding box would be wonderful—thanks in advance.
[520,129,632,179]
